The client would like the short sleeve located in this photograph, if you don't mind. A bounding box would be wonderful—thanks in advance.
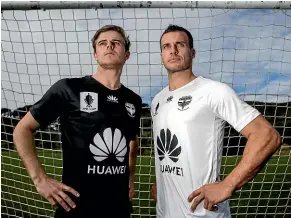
[209,83,261,132]
[30,79,67,127]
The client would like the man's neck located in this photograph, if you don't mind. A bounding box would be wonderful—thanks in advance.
[92,66,122,90]
[168,69,197,91]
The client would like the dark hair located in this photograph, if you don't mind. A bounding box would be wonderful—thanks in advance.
[160,24,194,50]
[91,25,131,53]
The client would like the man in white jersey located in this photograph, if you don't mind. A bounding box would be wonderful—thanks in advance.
[151,25,281,218]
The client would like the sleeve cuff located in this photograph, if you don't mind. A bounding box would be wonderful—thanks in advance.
[234,110,261,132]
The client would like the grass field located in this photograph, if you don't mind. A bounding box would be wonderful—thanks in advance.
[1,149,290,218]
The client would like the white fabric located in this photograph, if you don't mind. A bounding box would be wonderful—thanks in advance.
[151,76,261,218]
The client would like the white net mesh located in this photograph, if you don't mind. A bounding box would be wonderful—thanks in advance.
[1,5,291,218]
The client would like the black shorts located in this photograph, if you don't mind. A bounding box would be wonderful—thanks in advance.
[54,201,133,218]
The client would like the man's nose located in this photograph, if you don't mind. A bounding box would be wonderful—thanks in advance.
[107,41,114,49]
[170,45,178,54]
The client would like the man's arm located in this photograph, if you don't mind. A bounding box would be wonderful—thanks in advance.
[188,115,281,212]
[13,112,79,211]
[14,112,44,185]
[129,136,139,200]
[151,183,157,201]
[222,115,281,190]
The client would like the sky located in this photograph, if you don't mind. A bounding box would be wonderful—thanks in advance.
[1,7,291,110]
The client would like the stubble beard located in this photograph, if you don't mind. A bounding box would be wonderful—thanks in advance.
[97,59,124,70]
[165,61,191,74]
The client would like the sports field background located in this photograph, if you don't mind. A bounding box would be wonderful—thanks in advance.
[1,148,290,218]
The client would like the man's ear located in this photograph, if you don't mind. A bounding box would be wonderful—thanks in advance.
[160,53,164,65]
[94,52,98,61]
[125,51,130,60]
[191,48,196,59]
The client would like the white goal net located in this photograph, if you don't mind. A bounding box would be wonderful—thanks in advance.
[1,1,290,218]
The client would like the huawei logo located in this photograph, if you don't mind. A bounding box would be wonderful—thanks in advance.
[89,128,127,162]
[156,129,181,162]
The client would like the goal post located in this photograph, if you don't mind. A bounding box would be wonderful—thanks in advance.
[1,1,290,218]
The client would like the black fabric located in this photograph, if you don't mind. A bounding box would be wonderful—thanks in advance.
[30,76,141,217]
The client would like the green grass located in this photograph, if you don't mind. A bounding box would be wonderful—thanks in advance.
[1,150,290,218]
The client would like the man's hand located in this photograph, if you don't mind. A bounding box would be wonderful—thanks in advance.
[187,182,233,212]
[151,184,157,201]
[34,175,80,212]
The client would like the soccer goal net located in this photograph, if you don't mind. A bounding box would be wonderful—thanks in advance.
[1,1,290,217]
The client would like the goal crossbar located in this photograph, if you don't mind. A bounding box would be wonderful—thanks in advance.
[2,1,291,11]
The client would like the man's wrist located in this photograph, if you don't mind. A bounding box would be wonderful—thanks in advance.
[31,172,47,186]
[221,178,237,194]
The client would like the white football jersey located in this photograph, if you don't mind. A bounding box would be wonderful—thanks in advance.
[151,76,261,218]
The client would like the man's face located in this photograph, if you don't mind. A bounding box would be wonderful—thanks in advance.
[94,31,130,69]
[161,31,195,73]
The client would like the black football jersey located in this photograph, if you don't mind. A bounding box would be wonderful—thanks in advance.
[30,75,142,218]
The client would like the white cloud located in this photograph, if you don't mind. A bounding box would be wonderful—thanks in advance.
[1,8,290,109]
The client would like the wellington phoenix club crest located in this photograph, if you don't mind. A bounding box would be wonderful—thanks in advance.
[125,103,136,118]
[80,92,98,112]
[178,95,192,111]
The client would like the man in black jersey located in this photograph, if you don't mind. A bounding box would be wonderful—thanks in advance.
[13,25,142,218]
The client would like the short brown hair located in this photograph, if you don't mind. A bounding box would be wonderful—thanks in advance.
[91,25,130,53]
[160,24,194,51]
